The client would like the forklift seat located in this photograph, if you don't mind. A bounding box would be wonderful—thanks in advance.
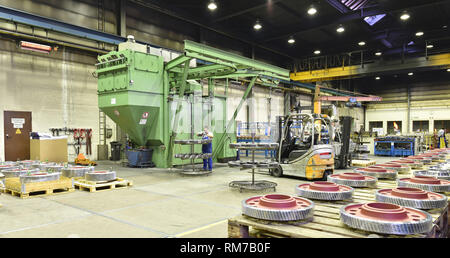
[288,150,308,160]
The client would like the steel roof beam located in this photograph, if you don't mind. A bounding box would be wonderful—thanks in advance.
[213,0,284,23]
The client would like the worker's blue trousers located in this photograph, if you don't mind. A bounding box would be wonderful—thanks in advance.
[203,156,213,171]
[202,136,213,171]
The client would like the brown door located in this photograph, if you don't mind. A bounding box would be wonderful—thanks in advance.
[4,111,32,161]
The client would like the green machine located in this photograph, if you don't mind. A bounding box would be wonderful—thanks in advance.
[95,37,290,168]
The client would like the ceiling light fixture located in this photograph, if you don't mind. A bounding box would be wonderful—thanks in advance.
[253,20,262,31]
[314,50,321,55]
[307,7,317,15]
[375,76,381,80]
[288,37,295,44]
[447,68,450,72]
[358,41,366,46]
[427,44,434,49]
[415,31,424,37]
[337,25,345,33]
[207,0,217,11]
[375,51,382,56]
[20,41,52,54]
[408,72,414,76]
[400,12,410,21]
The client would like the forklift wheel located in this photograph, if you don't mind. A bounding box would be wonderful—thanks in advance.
[320,170,332,181]
[270,165,283,177]
[334,159,341,169]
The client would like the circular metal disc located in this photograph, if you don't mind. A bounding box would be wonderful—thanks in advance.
[85,171,116,182]
[2,168,40,178]
[242,194,314,221]
[397,177,450,193]
[328,173,377,188]
[413,170,450,180]
[340,203,433,235]
[295,182,354,200]
[375,188,448,209]
[373,164,409,173]
[229,180,277,192]
[62,167,89,178]
[354,167,397,179]
[20,172,61,183]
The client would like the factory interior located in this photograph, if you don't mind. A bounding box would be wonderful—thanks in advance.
[0,0,450,244]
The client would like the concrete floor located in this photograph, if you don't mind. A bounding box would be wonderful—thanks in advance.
[0,155,396,238]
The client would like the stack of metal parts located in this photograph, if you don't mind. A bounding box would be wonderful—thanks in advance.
[17,160,40,168]
[328,172,377,188]
[242,194,314,221]
[340,202,433,235]
[229,142,279,150]
[174,139,212,145]
[373,163,409,174]
[46,165,65,172]
[404,156,432,165]
[32,162,55,170]
[375,187,448,209]
[228,142,278,192]
[352,144,370,160]
[174,153,212,160]
[397,176,450,193]
[1,168,40,178]
[62,166,94,178]
[85,170,117,182]
[354,166,397,179]
[174,139,214,175]
[413,162,450,180]
[19,172,61,184]
[389,159,422,169]
[417,153,441,161]
[228,160,279,169]
[428,148,450,159]
[0,164,19,171]
[296,181,354,200]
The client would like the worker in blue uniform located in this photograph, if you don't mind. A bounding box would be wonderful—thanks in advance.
[438,128,448,148]
[198,127,214,171]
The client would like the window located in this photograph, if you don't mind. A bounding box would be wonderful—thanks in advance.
[369,121,383,132]
[413,120,429,133]
[387,121,402,134]
[434,120,450,133]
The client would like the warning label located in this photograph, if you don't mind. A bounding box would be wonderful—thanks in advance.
[16,128,21,134]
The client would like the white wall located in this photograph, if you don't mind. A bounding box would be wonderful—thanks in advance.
[366,102,450,135]
[0,41,116,162]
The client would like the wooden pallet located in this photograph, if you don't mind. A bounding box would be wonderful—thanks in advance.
[228,173,449,238]
[2,177,74,199]
[351,160,376,167]
[74,178,133,192]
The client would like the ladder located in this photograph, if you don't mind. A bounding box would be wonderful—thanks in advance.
[99,111,106,146]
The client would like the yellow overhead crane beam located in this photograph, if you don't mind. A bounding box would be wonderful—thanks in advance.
[290,53,450,82]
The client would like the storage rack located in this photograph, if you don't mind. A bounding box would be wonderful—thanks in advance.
[374,136,415,157]
[174,139,213,175]
[228,133,278,192]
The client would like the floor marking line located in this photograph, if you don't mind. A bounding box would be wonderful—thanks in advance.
[174,219,229,237]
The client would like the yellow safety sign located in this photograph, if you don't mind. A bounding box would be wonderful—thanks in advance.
[16,128,21,134]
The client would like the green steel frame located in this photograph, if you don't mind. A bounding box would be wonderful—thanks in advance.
[97,39,290,168]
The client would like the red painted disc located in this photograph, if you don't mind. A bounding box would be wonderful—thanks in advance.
[373,163,404,169]
[245,194,312,210]
[343,202,427,222]
[393,159,418,164]
[409,176,442,185]
[298,182,352,192]
[359,167,395,173]
[378,187,431,199]
[331,172,372,181]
